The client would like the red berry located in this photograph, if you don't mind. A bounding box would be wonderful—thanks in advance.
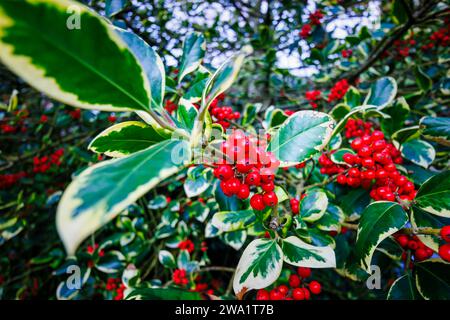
[236,162,253,173]
[261,181,275,192]
[348,168,360,178]
[376,169,388,179]
[396,234,409,248]
[342,153,355,164]
[440,226,450,242]
[226,178,241,195]
[278,285,289,296]
[269,289,283,300]
[302,288,311,300]
[371,130,384,141]
[256,289,269,300]
[408,240,419,250]
[245,172,261,186]
[263,191,278,207]
[361,158,375,168]
[250,194,266,211]
[438,244,450,262]
[351,138,363,150]
[358,146,372,157]
[214,165,234,181]
[292,288,305,300]
[403,181,415,192]
[297,267,311,278]
[309,281,321,295]
[414,248,429,261]
[289,274,301,288]
[337,175,347,185]
[237,184,250,199]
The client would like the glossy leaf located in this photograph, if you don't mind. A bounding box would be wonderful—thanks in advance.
[281,236,336,268]
[414,170,450,218]
[0,0,151,112]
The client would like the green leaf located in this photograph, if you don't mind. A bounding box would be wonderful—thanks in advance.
[381,98,410,136]
[88,121,170,157]
[354,201,408,272]
[330,103,351,121]
[222,230,247,251]
[241,103,259,126]
[415,170,450,218]
[269,109,288,128]
[115,27,165,110]
[95,250,126,273]
[212,210,256,232]
[0,0,151,112]
[214,181,240,212]
[57,139,191,255]
[315,203,345,232]
[202,46,252,108]
[300,190,328,222]
[414,259,450,300]
[414,66,432,92]
[158,250,176,269]
[176,100,198,131]
[391,0,408,25]
[267,111,335,167]
[400,139,435,168]
[127,288,203,300]
[178,32,206,83]
[281,236,336,268]
[387,274,421,300]
[344,86,361,108]
[183,78,207,104]
[420,116,450,147]
[363,77,397,108]
[233,238,283,295]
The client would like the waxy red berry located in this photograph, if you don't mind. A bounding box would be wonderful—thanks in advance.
[289,274,301,288]
[438,244,450,262]
[309,281,322,295]
[237,184,250,200]
[440,226,450,242]
[256,289,269,300]
[214,165,234,181]
[250,194,266,211]
[292,288,305,300]
[263,191,278,207]
[297,267,311,278]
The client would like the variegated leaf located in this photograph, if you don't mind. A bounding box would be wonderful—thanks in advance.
[363,77,397,108]
[115,27,166,110]
[281,236,336,268]
[300,189,328,222]
[88,121,170,158]
[414,170,450,218]
[267,111,335,167]
[233,239,283,295]
[0,0,151,112]
[354,201,408,272]
[414,259,450,300]
[57,139,191,255]
[212,210,256,232]
[400,139,435,168]
[178,32,206,83]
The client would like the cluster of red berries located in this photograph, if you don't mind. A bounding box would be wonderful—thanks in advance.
[256,267,321,300]
[33,148,64,173]
[164,100,178,114]
[320,129,417,203]
[213,130,280,211]
[192,275,214,295]
[305,90,322,109]
[327,79,349,102]
[421,25,450,51]
[438,226,450,262]
[344,118,372,139]
[309,10,324,25]
[87,243,105,257]
[69,109,81,120]
[105,278,126,300]
[208,94,240,129]
[289,194,307,215]
[173,268,189,286]
[393,39,415,58]
[300,24,312,38]
[395,234,434,262]
[341,49,353,58]
[178,239,195,253]
[0,123,17,133]
[0,171,26,189]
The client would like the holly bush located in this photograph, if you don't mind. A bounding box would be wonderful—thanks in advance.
[0,0,449,301]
